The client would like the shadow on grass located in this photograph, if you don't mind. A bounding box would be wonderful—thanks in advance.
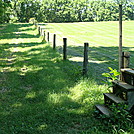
[0,23,40,39]
[56,45,134,82]
[0,23,95,134]
[0,43,92,133]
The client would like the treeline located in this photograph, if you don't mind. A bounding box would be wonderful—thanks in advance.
[0,0,134,23]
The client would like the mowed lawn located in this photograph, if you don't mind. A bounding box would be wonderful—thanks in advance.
[44,21,134,80]
[0,23,133,134]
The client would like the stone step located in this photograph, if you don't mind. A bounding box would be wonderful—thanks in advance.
[104,93,127,104]
[121,68,134,76]
[95,104,112,116]
[113,80,134,91]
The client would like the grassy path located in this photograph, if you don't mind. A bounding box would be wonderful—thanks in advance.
[0,23,103,134]
[0,23,133,134]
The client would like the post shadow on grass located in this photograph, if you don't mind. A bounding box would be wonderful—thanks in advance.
[59,45,134,82]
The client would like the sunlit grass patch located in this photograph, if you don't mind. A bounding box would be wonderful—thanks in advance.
[68,78,107,105]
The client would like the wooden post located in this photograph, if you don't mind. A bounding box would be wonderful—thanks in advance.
[122,52,130,68]
[119,4,123,72]
[47,32,49,42]
[43,31,46,41]
[53,34,56,49]
[83,42,89,76]
[38,26,40,35]
[121,52,131,84]
[63,38,67,60]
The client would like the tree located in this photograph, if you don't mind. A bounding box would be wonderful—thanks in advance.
[0,0,11,23]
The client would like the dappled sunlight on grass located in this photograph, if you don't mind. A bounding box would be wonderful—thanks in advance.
[25,92,36,99]
[47,93,67,105]
[68,79,107,105]
[0,23,133,134]
[12,102,22,108]
[37,123,48,131]
[20,65,43,76]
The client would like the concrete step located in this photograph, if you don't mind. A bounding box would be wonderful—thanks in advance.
[95,104,112,116]
[104,93,127,104]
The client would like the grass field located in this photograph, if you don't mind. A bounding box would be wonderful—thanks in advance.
[43,21,134,81]
[0,22,134,134]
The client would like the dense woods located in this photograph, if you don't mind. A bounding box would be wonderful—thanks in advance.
[0,0,134,23]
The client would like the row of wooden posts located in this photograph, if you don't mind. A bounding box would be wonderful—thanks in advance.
[37,24,130,77]
[38,25,89,76]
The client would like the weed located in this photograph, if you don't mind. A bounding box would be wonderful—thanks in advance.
[102,67,120,92]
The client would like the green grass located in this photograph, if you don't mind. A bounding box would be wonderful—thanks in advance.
[44,21,134,81]
[0,23,133,134]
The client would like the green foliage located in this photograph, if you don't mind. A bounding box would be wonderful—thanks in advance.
[98,104,133,133]
[0,0,11,23]
[29,18,36,24]
[1,0,134,23]
[102,67,121,92]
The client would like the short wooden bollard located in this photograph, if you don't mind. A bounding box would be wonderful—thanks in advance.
[63,38,67,60]
[43,31,46,41]
[47,32,49,42]
[53,34,56,49]
[83,42,89,76]
[38,26,40,35]
[122,52,130,68]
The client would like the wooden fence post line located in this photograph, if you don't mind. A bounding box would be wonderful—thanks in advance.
[83,42,89,76]
[53,34,56,49]
[47,32,49,42]
[63,38,67,60]
[122,52,130,68]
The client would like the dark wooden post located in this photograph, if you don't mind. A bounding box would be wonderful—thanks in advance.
[121,52,130,83]
[47,32,49,42]
[83,42,89,76]
[53,34,56,49]
[63,38,67,60]
[43,31,46,41]
[119,4,123,72]
[122,52,130,68]
[38,26,40,35]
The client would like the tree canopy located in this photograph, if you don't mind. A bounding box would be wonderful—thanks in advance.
[0,0,134,23]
